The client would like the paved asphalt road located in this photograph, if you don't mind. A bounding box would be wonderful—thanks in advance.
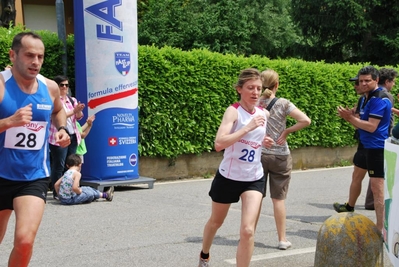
[0,166,394,266]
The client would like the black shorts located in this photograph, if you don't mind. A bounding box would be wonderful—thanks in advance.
[208,171,265,204]
[0,177,49,210]
[353,144,367,170]
[365,148,384,178]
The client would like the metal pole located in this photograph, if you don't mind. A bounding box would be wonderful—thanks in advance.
[55,0,67,76]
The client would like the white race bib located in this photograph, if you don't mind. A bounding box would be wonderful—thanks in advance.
[4,121,48,150]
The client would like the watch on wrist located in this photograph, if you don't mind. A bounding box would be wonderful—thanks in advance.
[58,126,70,135]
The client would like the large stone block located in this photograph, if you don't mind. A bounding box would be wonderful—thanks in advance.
[314,212,383,267]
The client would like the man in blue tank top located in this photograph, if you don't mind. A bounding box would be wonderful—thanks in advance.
[0,32,70,267]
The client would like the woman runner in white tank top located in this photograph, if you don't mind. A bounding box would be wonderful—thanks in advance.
[198,68,274,267]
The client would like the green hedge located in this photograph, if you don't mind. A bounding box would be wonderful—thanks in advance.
[139,46,366,158]
[1,28,394,158]
[0,26,75,86]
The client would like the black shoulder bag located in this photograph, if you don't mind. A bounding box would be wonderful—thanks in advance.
[266,97,279,111]
[67,95,75,106]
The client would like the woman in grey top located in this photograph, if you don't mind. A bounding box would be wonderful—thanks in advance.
[259,69,311,250]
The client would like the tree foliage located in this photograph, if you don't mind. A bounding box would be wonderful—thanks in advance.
[138,0,300,58]
[291,0,399,65]
[137,0,399,64]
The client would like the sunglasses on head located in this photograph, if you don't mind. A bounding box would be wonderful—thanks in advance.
[59,83,69,87]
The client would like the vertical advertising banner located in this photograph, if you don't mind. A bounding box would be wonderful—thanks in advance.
[74,0,139,181]
[383,139,399,266]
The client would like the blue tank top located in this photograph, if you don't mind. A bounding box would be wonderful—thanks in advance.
[0,70,53,181]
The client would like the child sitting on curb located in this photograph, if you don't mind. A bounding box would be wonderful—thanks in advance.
[54,154,114,205]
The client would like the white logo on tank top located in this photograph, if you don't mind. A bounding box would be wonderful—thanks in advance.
[37,104,52,110]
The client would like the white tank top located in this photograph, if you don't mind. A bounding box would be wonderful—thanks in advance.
[218,103,266,181]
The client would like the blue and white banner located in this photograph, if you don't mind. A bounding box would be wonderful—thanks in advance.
[383,139,399,266]
[74,0,139,180]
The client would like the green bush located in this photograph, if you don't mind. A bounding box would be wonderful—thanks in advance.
[138,46,365,157]
[0,25,25,66]
[1,28,392,159]
[0,27,66,82]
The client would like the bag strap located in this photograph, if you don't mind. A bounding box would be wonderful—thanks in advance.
[266,97,279,111]
[67,95,75,107]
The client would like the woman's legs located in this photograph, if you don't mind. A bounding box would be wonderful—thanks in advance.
[201,201,230,254]
[237,190,263,267]
[268,154,292,246]
[49,144,67,196]
[272,198,286,242]
[65,134,78,172]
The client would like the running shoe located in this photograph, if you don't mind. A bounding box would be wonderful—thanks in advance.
[198,257,210,267]
[278,240,292,250]
[105,186,114,201]
[333,202,354,213]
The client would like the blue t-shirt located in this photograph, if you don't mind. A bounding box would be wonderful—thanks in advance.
[358,87,391,149]
[0,70,53,181]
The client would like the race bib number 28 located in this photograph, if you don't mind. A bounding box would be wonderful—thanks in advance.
[4,121,48,150]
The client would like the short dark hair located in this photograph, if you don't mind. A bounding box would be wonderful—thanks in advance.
[53,75,69,85]
[11,32,43,54]
[357,65,379,81]
[66,154,82,168]
[379,68,398,85]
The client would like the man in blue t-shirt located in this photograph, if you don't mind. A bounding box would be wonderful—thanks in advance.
[334,65,391,231]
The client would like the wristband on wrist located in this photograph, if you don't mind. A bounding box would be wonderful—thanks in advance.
[58,126,70,135]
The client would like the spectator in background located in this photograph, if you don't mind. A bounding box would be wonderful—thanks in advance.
[363,67,397,209]
[54,154,114,205]
[48,75,85,199]
[391,93,399,141]
[377,67,396,134]
[258,69,311,250]
[334,66,391,231]
[76,114,95,163]
[341,75,373,212]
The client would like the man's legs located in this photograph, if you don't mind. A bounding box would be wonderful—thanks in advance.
[347,166,368,207]
[334,146,367,212]
[365,181,375,210]
[0,210,12,243]
[370,178,384,230]
[9,195,45,267]
[364,148,385,230]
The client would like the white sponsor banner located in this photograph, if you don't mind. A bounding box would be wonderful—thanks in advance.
[383,138,399,265]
